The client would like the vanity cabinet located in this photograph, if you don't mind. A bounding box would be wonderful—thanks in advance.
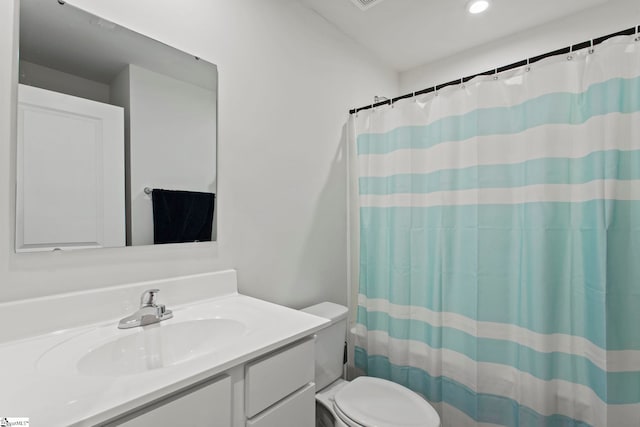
[0,271,328,426]
[103,337,315,427]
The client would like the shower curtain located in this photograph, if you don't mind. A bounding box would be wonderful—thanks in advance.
[349,34,640,427]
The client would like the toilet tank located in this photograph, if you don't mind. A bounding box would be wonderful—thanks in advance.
[301,302,349,391]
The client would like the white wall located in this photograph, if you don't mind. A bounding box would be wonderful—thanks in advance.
[124,65,217,246]
[0,0,397,306]
[400,0,640,93]
[19,60,110,103]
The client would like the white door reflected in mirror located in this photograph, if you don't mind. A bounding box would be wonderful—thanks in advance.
[16,84,125,252]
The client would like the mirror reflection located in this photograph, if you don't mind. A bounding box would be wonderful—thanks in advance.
[16,0,218,252]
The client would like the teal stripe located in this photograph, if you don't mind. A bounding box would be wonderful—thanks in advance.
[357,76,640,155]
[359,150,640,195]
[356,309,640,404]
[359,201,640,349]
[355,348,593,427]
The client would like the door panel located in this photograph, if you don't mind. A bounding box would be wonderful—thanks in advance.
[16,84,125,251]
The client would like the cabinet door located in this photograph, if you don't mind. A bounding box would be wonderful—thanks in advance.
[107,375,232,427]
[16,84,125,251]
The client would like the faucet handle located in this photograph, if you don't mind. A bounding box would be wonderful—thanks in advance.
[140,288,160,307]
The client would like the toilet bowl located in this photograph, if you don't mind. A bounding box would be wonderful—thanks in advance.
[302,302,440,427]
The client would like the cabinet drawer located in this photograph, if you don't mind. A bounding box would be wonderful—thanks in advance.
[246,382,315,427]
[245,337,314,417]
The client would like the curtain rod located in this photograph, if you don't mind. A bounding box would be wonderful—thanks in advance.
[349,25,640,115]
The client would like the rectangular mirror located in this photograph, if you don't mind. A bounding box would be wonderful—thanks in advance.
[16,0,218,252]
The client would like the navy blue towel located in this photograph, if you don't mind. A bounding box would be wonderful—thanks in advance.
[151,189,215,244]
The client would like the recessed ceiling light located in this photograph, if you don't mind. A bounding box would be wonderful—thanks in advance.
[350,0,387,11]
[467,0,490,14]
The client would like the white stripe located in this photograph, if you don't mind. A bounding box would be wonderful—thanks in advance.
[357,330,615,425]
[607,351,640,373]
[357,297,640,373]
[606,404,640,427]
[358,112,640,177]
[359,180,640,208]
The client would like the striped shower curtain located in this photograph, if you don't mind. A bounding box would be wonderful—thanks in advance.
[350,34,640,427]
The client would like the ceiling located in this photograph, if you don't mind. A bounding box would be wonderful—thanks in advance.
[20,0,217,90]
[298,0,612,71]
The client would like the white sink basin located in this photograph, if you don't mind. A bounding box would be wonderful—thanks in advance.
[37,318,247,376]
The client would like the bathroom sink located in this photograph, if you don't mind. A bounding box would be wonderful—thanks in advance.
[37,318,247,376]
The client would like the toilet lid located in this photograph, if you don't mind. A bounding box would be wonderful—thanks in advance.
[333,377,440,427]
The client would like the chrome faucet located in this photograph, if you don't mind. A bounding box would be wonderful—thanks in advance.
[118,289,173,329]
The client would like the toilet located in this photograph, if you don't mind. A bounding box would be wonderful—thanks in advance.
[302,302,441,427]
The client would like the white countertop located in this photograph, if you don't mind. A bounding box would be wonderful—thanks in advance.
[0,292,329,426]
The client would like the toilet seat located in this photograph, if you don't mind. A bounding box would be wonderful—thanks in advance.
[332,377,440,427]
[332,402,364,427]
